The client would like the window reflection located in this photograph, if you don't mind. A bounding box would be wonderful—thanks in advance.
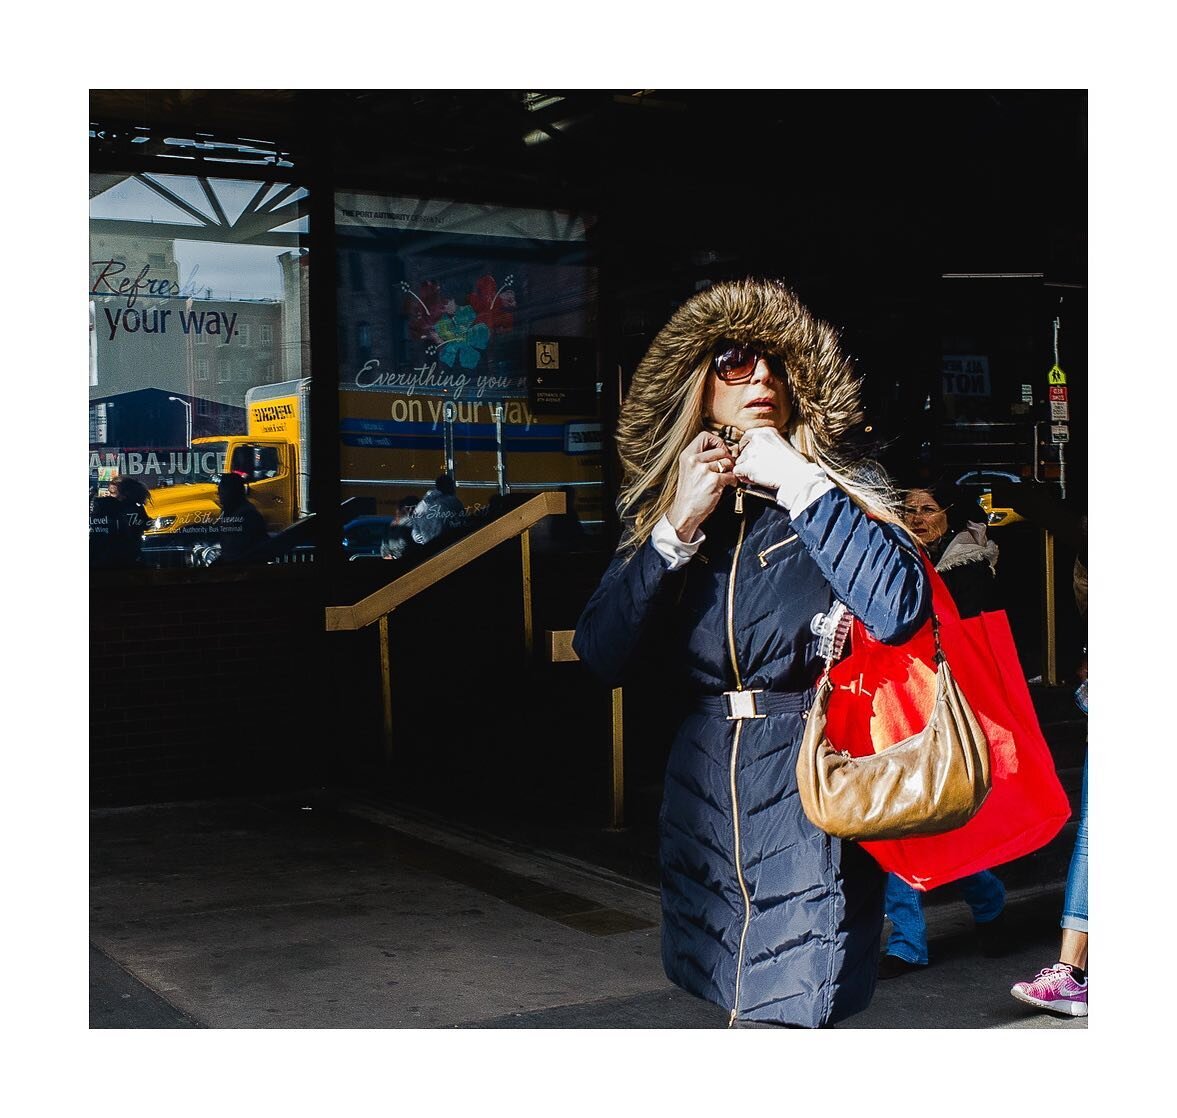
[89,173,310,569]
[344,482,595,577]
[335,192,605,564]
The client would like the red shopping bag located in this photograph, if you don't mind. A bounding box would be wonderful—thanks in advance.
[823,558,1072,890]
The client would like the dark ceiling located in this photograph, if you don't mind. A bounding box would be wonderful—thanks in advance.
[89,89,1087,279]
[88,89,1089,500]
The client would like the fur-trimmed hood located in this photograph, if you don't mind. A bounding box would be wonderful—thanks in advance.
[616,278,863,478]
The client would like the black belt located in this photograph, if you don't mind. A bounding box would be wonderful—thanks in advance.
[694,688,815,720]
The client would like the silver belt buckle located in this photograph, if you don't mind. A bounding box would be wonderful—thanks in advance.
[725,689,765,720]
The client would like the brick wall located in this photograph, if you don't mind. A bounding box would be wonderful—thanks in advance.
[88,543,625,812]
[90,567,350,806]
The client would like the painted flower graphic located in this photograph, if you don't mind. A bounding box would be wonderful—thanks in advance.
[469,273,516,335]
[401,280,454,345]
[435,305,491,369]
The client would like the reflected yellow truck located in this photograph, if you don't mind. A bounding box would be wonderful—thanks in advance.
[145,377,604,538]
[337,388,604,526]
[145,379,311,537]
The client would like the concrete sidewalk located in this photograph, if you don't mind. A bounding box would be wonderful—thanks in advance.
[90,792,1085,1030]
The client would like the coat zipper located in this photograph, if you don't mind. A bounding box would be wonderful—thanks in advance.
[726,506,753,1027]
[726,514,747,691]
[757,533,798,568]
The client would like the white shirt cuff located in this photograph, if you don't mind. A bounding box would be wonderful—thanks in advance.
[651,514,705,570]
[774,462,835,515]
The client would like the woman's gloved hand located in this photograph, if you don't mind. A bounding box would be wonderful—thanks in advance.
[734,427,834,514]
[667,432,738,541]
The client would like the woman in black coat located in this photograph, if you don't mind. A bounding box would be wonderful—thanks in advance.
[902,481,1000,618]
[877,482,1007,977]
[573,279,930,1027]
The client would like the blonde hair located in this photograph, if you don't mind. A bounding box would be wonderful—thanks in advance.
[616,355,711,550]
[616,356,913,554]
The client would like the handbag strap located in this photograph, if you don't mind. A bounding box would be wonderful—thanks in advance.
[931,610,945,665]
[920,550,947,666]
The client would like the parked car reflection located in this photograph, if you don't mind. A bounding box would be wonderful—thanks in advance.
[342,515,395,558]
[954,469,1026,528]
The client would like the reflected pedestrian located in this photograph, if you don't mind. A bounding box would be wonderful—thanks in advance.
[410,474,465,545]
[378,495,422,560]
[214,473,268,563]
[90,474,150,569]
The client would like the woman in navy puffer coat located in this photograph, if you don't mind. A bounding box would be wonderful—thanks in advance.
[573,279,930,1027]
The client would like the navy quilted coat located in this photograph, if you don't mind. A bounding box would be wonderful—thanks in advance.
[574,486,929,1027]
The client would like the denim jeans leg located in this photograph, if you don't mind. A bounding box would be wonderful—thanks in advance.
[960,870,1006,924]
[883,874,929,965]
[1061,754,1089,932]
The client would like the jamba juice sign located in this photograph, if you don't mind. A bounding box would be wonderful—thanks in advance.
[88,449,227,482]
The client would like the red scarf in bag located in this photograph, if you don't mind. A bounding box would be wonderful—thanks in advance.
[822,555,1072,890]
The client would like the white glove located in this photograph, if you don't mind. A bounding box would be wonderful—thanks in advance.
[734,428,834,514]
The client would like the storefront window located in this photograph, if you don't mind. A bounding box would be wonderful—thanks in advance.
[89,173,310,569]
[334,192,602,565]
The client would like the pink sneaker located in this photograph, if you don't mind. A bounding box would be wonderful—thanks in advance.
[1010,963,1088,1017]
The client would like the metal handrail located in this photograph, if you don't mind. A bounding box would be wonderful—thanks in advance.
[324,490,565,632]
[546,629,625,831]
[325,490,566,769]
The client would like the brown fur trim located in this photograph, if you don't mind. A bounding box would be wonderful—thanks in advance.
[616,278,863,479]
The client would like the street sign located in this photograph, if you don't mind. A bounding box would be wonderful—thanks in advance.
[1050,401,1070,421]
[1051,424,1070,444]
[1047,364,1067,386]
[1048,386,1068,402]
[528,336,597,415]
[1020,384,1034,403]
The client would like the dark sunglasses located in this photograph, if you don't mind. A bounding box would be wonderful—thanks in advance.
[712,342,779,383]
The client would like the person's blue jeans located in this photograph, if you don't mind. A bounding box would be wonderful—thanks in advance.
[883,871,1006,965]
[1061,754,1088,933]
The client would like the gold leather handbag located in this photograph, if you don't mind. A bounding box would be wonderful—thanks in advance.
[796,611,992,842]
